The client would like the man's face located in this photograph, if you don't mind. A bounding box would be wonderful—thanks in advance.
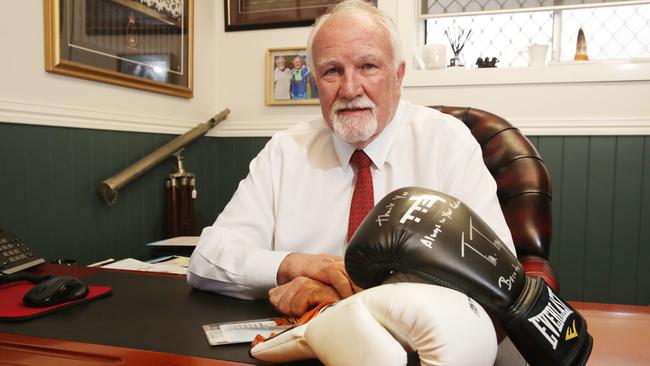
[293,56,304,69]
[275,57,286,70]
[312,13,405,148]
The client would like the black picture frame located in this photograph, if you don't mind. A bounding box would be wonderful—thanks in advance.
[225,0,377,32]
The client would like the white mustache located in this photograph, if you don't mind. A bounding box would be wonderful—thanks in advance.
[332,97,376,114]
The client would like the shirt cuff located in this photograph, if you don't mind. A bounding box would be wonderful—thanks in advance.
[244,249,293,290]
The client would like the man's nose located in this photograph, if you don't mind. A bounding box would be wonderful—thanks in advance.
[338,71,363,99]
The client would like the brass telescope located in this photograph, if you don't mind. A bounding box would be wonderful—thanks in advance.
[98,108,230,206]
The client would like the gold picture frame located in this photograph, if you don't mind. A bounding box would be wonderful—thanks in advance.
[44,0,193,98]
[265,47,319,106]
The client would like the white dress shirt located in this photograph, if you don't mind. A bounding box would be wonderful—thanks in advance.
[188,100,515,299]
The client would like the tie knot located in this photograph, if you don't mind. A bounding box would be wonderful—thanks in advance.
[350,150,372,169]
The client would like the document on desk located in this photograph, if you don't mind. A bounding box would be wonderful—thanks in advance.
[202,317,295,346]
[146,236,199,247]
[101,258,187,275]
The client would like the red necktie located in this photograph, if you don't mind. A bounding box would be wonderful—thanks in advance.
[348,150,374,241]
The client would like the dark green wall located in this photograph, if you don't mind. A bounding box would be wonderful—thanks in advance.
[528,136,650,306]
[0,122,267,265]
[1,122,648,306]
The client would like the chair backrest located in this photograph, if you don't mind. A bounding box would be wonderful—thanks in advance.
[430,106,552,261]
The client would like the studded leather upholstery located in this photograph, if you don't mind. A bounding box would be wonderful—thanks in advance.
[431,106,559,291]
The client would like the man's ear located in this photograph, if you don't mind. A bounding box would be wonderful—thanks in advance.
[396,61,406,86]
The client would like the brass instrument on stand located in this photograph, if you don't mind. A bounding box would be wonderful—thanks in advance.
[98,109,229,206]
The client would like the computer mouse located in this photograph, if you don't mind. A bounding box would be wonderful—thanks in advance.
[23,275,89,308]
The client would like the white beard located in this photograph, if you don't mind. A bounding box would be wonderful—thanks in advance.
[329,97,378,144]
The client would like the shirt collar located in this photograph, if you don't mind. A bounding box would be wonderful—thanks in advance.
[332,100,405,171]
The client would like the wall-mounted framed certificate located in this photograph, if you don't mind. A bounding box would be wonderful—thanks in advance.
[44,0,193,98]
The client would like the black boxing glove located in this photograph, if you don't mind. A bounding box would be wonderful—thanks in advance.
[345,187,592,366]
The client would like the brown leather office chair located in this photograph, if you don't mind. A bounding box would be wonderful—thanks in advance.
[431,106,559,291]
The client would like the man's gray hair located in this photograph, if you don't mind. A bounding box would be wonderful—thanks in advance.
[306,0,403,75]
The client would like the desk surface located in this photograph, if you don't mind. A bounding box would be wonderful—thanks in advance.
[0,265,293,365]
[570,301,650,365]
[1,264,648,365]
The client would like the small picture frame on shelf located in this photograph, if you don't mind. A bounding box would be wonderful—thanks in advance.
[265,47,319,106]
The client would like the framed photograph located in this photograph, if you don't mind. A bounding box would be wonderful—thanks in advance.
[265,48,319,106]
[225,0,376,32]
[44,0,193,98]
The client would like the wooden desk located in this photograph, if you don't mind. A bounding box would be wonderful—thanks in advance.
[1,265,648,365]
[0,264,265,366]
[0,333,246,366]
[570,302,650,365]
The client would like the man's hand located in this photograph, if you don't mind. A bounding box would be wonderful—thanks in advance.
[277,253,362,299]
[269,276,341,317]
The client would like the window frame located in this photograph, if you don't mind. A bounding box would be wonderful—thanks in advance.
[418,0,649,18]
[388,0,650,87]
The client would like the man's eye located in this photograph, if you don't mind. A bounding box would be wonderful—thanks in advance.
[323,68,338,76]
[363,63,377,70]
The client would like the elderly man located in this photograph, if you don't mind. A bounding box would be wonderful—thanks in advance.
[273,56,290,100]
[289,55,311,99]
[188,0,514,317]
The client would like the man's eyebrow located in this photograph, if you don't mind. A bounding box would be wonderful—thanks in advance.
[315,59,339,69]
[315,54,382,68]
[357,54,382,63]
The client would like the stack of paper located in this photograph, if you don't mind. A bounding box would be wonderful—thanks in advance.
[102,257,188,275]
[145,236,199,247]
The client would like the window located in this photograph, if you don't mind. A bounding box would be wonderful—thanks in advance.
[423,1,650,67]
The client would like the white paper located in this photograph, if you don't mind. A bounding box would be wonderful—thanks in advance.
[145,236,199,247]
[202,318,295,346]
[102,258,187,274]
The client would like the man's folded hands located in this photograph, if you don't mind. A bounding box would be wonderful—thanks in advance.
[272,253,362,316]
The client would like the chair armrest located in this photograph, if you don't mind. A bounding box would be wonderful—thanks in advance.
[520,255,559,292]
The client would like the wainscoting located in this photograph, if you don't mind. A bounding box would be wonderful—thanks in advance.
[0,122,648,305]
[529,135,649,306]
[0,122,267,266]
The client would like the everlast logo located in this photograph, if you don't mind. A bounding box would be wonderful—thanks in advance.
[528,287,574,350]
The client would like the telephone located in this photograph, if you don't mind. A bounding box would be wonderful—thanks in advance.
[0,229,46,275]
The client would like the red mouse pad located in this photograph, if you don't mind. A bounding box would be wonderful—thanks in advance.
[0,281,112,321]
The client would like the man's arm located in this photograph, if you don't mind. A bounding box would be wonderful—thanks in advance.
[269,253,362,316]
[187,137,361,307]
[276,253,354,296]
[187,141,290,299]
[268,276,341,317]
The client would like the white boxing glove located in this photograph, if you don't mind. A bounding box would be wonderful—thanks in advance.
[250,283,497,366]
